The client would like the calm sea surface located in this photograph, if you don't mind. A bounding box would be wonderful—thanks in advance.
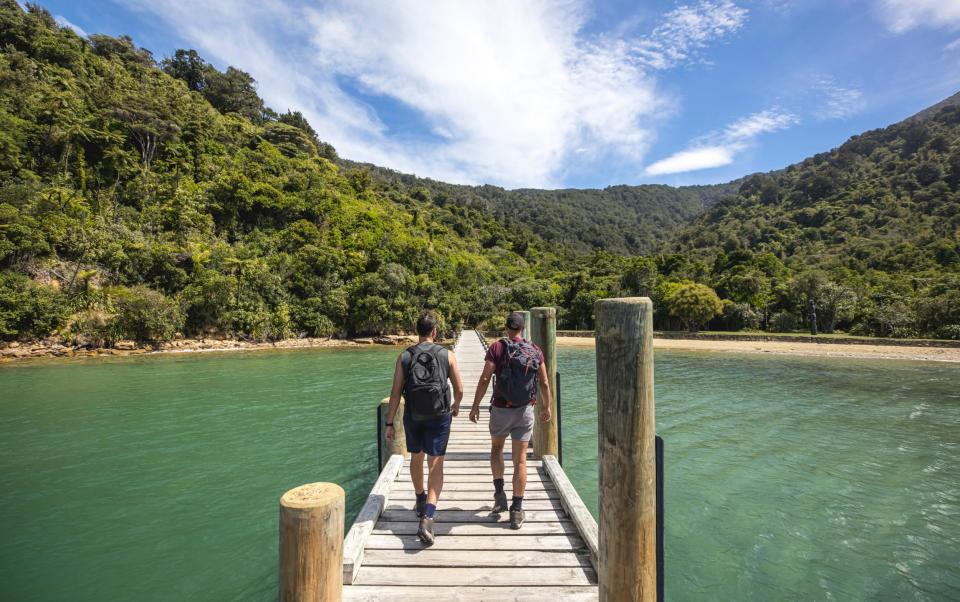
[0,347,957,600]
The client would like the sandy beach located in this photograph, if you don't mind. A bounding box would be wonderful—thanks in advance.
[557,336,960,363]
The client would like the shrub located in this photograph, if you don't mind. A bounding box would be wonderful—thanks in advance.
[721,301,761,330]
[0,272,69,340]
[769,311,798,332]
[935,324,960,340]
[111,286,183,343]
[268,302,291,341]
[66,309,115,347]
[664,283,724,332]
[291,298,338,337]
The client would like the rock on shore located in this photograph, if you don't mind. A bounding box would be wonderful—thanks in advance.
[0,334,422,362]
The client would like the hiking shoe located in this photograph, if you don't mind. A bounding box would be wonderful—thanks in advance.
[414,499,425,518]
[510,509,525,530]
[417,517,435,546]
[492,491,508,513]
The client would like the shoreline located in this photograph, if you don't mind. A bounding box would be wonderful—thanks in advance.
[4,334,959,364]
[0,334,425,363]
[557,336,960,363]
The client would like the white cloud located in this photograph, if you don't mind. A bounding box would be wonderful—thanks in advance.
[644,107,796,175]
[114,0,748,187]
[55,15,88,37]
[723,109,798,139]
[877,0,960,33]
[634,0,749,69]
[945,37,960,52]
[812,78,865,120]
[644,146,734,175]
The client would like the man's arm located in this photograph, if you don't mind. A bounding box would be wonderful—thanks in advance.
[385,355,405,441]
[537,362,552,422]
[448,352,464,417]
[469,360,496,423]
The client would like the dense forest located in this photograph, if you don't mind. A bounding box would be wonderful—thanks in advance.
[0,2,957,344]
[339,161,737,255]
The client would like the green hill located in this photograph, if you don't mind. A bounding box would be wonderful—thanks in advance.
[666,97,960,337]
[0,2,566,342]
[342,160,730,254]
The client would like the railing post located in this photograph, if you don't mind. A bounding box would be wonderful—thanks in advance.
[378,398,407,470]
[595,297,657,602]
[530,306,558,459]
[519,310,531,340]
[279,482,344,602]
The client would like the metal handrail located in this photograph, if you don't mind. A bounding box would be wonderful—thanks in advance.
[376,403,383,471]
[476,329,489,351]
[657,434,664,600]
[556,370,562,466]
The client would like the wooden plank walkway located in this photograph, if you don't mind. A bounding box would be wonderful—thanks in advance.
[342,330,599,601]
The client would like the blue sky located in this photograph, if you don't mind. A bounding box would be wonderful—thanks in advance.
[35,0,960,189]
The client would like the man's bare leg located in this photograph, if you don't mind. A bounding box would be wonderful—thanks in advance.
[490,436,506,479]
[409,451,425,494]
[426,454,445,505]
[417,454,444,546]
[511,439,528,497]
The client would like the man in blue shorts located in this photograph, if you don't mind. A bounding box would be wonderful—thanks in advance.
[385,311,463,545]
[469,312,552,529]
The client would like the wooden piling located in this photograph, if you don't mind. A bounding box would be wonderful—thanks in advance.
[530,307,558,460]
[378,397,407,470]
[279,482,345,602]
[595,297,656,602]
[519,310,531,340]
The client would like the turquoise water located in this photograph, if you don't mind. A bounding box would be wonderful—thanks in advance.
[1,347,958,600]
[559,349,960,601]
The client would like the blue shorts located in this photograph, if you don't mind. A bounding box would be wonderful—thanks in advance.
[403,411,452,456]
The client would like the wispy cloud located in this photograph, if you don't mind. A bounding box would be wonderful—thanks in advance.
[876,0,960,33]
[54,15,88,37]
[644,107,797,175]
[115,0,748,187]
[945,37,960,52]
[812,77,865,120]
[723,109,798,139]
[634,0,749,69]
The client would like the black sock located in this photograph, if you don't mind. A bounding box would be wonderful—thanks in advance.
[511,496,523,511]
[493,478,505,494]
[416,491,427,503]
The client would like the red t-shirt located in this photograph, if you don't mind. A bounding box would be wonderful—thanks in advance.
[485,337,544,408]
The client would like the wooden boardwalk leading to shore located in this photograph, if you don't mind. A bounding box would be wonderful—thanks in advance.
[342,330,599,601]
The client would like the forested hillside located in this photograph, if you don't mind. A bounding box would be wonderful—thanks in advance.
[669,98,960,338]
[0,1,957,344]
[345,160,735,254]
[0,2,566,342]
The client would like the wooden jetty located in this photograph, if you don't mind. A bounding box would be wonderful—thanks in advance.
[278,299,659,602]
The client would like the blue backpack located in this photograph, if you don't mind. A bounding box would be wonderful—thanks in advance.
[493,338,541,406]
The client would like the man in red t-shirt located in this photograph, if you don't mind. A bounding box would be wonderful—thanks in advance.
[469,312,552,529]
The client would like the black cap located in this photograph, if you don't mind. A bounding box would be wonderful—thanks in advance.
[506,312,525,331]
